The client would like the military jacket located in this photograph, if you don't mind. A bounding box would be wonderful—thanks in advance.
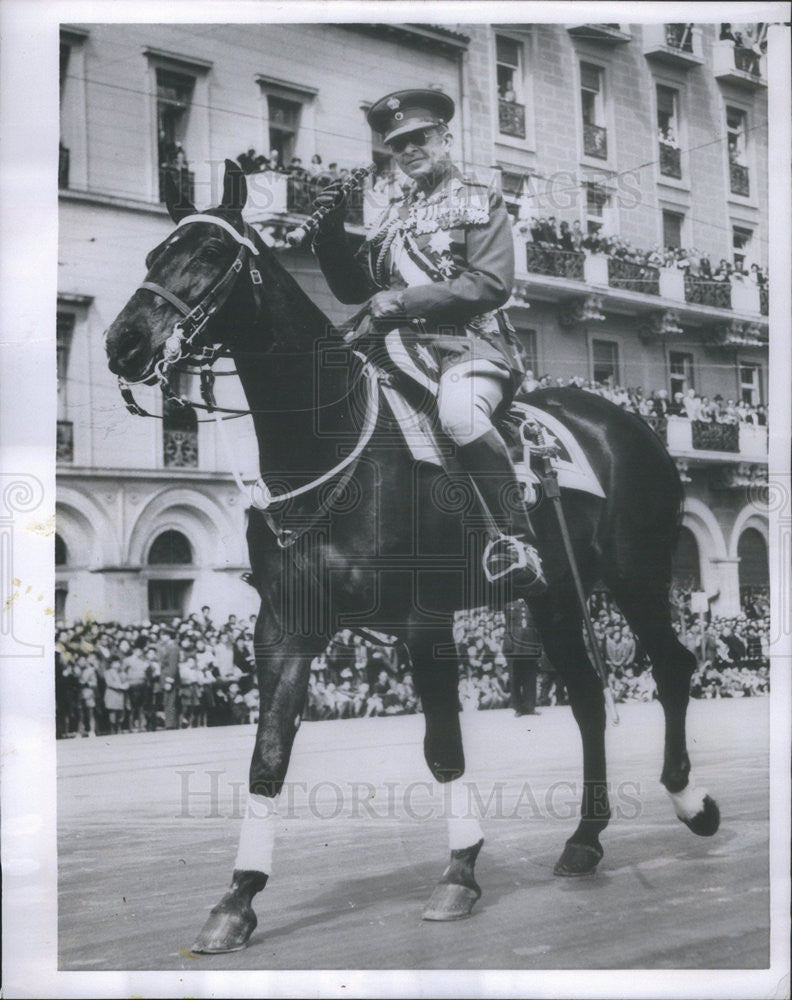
[314,167,524,378]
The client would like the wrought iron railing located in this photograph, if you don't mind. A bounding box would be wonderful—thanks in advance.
[56,421,73,462]
[730,162,750,197]
[159,167,195,206]
[664,23,694,52]
[525,245,585,280]
[163,428,198,468]
[286,173,364,225]
[759,285,768,316]
[59,145,70,189]
[498,99,526,139]
[691,420,739,453]
[659,142,682,178]
[607,257,660,296]
[684,274,732,309]
[583,122,608,159]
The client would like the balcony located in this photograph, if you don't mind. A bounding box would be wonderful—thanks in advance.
[729,162,750,197]
[712,40,767,89]
[59,144,70,189]
[163,428,198,468]
[684,274,732,310]
[607,257,660,296]
[567,24,631,44]
[56,421,73,463]
[498,99,526,140]
[583,122,607,160]
[525,245,584,280]
[664,417,767,463]
[244,170,364,230]
[659,142,682,179]
[642,23,704,66]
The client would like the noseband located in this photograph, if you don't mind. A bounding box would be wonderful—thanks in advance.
[118,213,262,417]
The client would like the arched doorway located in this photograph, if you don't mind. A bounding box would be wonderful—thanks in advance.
[672,525,701,590]
[55,533,68,621]
[147,529,194,622]
[738,528,768,590]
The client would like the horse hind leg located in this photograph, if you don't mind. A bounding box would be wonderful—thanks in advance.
[611,585,720,838]
[532,594,611,876]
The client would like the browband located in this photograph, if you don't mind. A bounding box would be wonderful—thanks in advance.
[177,213,260,254]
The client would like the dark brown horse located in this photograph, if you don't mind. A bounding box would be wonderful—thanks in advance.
[104,160,719,953]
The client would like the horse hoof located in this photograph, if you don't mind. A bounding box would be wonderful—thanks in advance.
[191,900,257,954]
[422,881,482,921]
[554,840,603,877]
[680,794,720,838]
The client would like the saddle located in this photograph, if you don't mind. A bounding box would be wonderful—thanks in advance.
[354,325,606,502]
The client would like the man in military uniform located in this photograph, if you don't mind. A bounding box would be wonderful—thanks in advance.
[312,89,545,592]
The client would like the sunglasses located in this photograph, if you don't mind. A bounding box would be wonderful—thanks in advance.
[387,127,441,154]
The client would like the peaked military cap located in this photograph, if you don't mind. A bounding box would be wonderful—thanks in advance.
[367,89,455,144]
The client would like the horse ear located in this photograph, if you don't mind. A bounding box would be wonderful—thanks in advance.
[221,159,247,214]
[164,170,197,223]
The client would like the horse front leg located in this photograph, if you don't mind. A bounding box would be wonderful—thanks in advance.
[192,627,321,953]
[405,622,484,921]
[534,596,611,876]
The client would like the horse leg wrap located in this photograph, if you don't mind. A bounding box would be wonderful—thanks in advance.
[234,792,279,873]
[422,839,484,921]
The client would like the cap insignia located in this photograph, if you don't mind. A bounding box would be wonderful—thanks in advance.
[386,97,401,110]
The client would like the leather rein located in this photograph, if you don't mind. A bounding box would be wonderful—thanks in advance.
[116,213,381,546]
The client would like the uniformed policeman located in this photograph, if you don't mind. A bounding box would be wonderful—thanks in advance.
[312,89,545,592]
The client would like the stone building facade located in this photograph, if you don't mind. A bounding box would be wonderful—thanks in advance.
[57,21,769,623]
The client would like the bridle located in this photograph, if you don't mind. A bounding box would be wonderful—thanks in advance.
[114,212,382,543]
[118,213,263,419]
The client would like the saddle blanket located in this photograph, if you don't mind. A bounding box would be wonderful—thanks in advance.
[379,328,606,500]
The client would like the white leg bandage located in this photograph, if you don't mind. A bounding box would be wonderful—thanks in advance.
[234,793,279,874]
[445,779,484,850]
[667,778,707,822]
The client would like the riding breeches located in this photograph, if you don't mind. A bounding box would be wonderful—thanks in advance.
[436,366,508,446]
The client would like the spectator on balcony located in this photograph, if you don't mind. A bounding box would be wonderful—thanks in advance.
[682,388,702,421]
[653,388,672,417]
[570,220,584,251]
[269,149,283,173]
[698,395,718,423]
[288,156,306,178]
[558,221,574,252]
[720,23,736,41]
[755,403,767,426]
[309,153,323,174]
[521,369,539,393]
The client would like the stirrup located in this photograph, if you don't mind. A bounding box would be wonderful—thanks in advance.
[482,534,545,587]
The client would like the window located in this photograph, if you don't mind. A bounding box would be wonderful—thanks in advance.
[585,181,610,235]
[657,85,682,178]
[739,363,762,406]
[738,529,768,590]
[662,210,684,249]
[726,106,749,197]
[267,95,302,166]
[162,372,198,468]
[55,587,69,622]
[672,526,700,590]
[580,63,607,159]
[501,170,529,220]
[496,35,523,101]
[732,226,753,269]
[148,530,193,565]
[669,351,694,398]
[56,312,75,421]
[591,339,619,386]
[148,580,192,622]
[59,28,88,189]
[156,68,195,203]
[515,328,538,375]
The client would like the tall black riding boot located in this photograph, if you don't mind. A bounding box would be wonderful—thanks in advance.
[456,430,546,593]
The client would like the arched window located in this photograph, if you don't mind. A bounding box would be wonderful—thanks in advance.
[738,528,768,589]
[55,533,68,566]
[672,526,700,590]
[148,530,192,565]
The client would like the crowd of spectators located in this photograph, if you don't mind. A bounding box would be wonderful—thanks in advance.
[518,370,767,428]
[520,216,769,294]
[55,583,770,738]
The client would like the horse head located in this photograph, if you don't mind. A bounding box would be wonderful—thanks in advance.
[105,159,262,383]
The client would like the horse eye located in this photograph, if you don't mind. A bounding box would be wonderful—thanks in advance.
[198,242,226,261]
